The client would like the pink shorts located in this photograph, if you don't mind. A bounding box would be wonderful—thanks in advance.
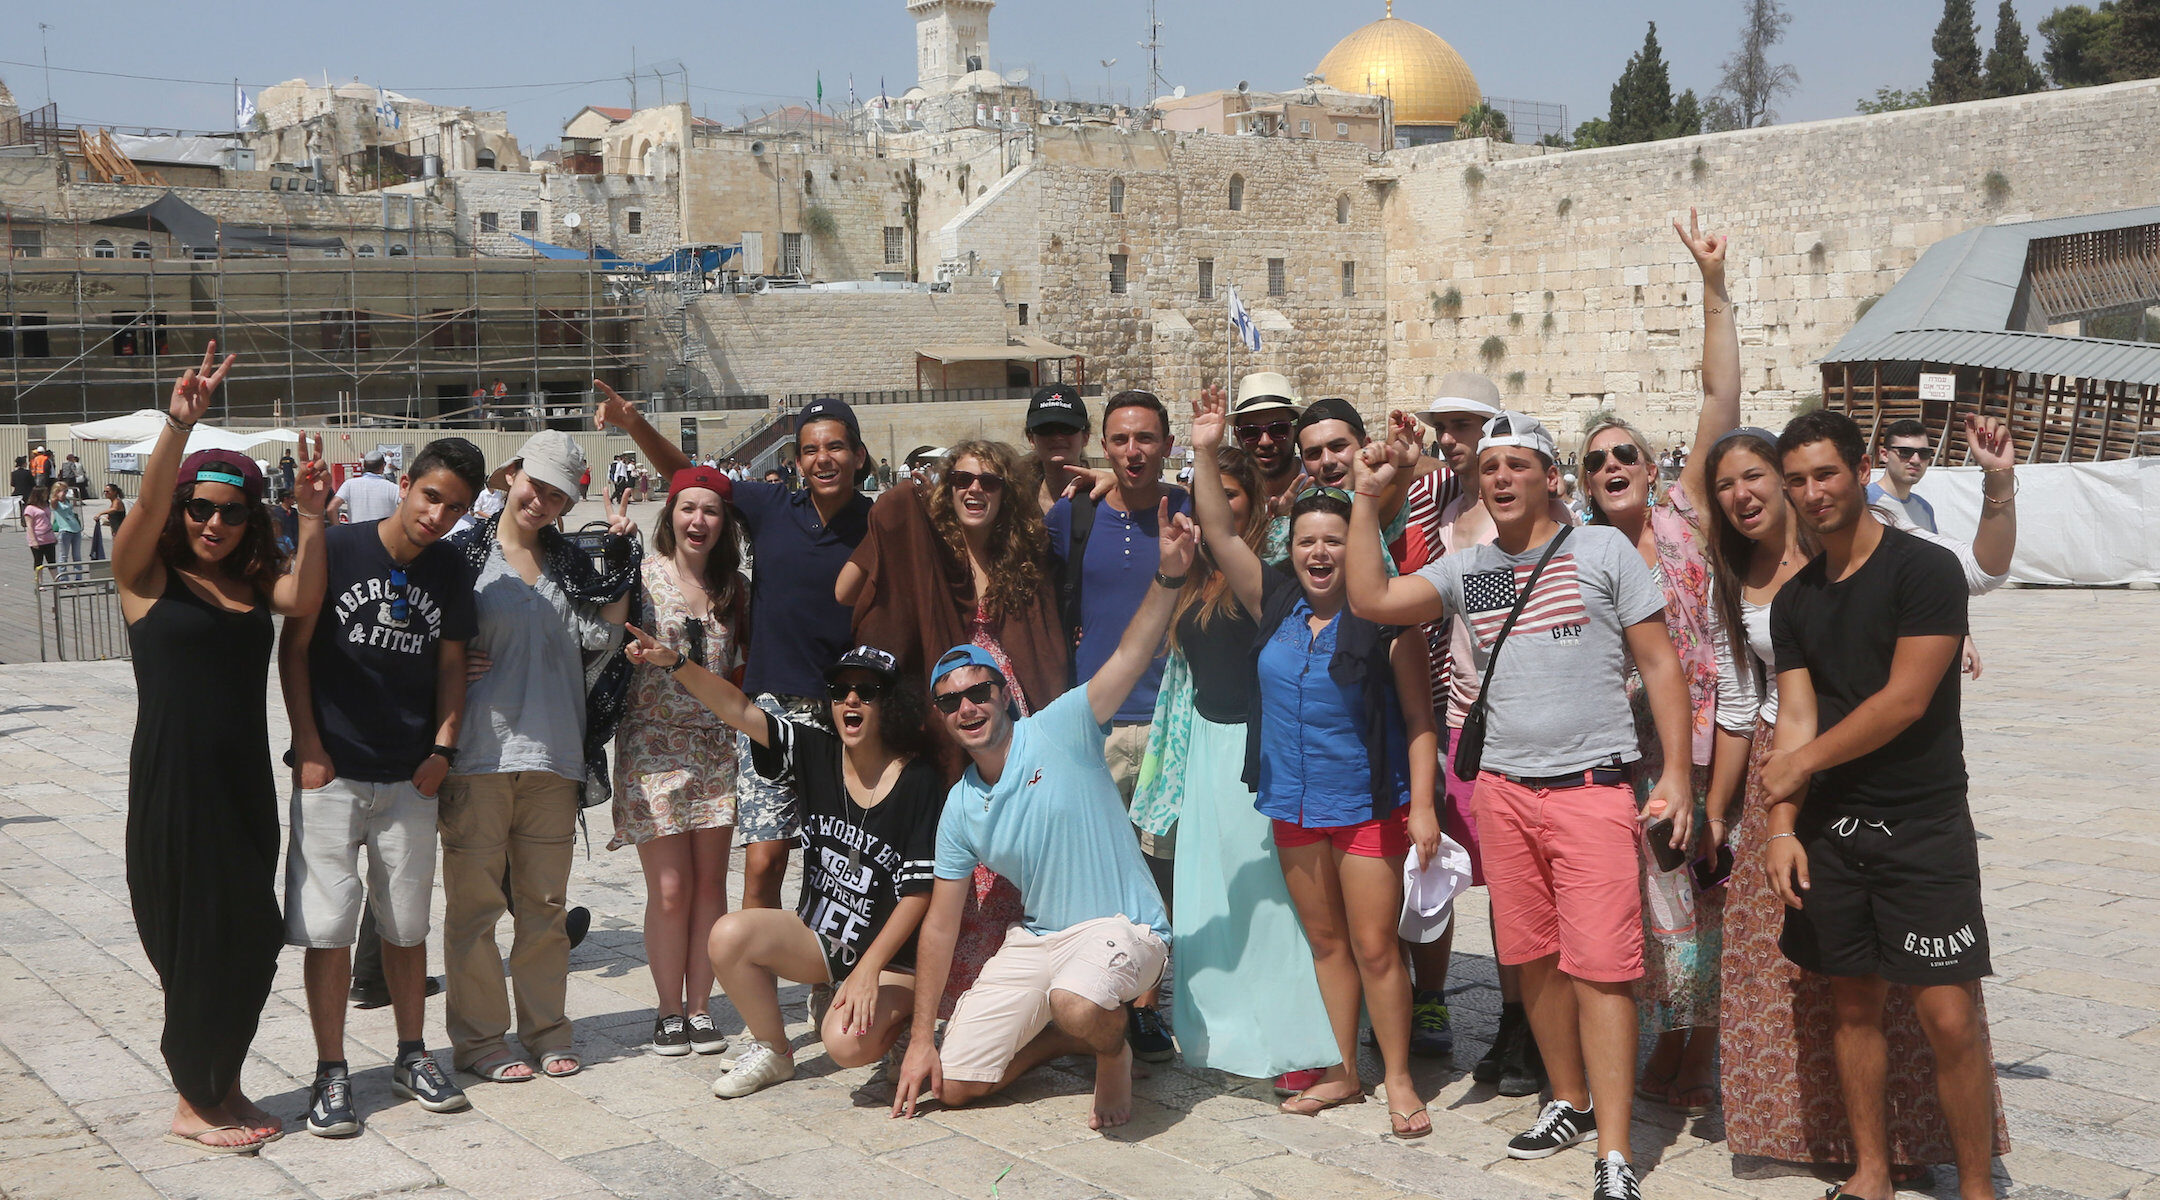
[1271,809,1410,859]
[1473,773,1643,983]
[1442,727,1485,886]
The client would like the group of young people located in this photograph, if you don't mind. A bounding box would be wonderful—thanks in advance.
[118,212,2016,1200]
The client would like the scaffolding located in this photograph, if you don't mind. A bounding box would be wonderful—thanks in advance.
[0,253,652,425]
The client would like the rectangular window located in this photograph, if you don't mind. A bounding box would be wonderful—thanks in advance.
[9,228,40,258]
[627,210,644,234]
[884,225,905,263]
[429,309,474,350]
[1298,120,1313,135]
[1336,122,1350,139]
[1017,302,1029,326]
[1341,261,1356,298]
[519,210,538,232]
[478,211,499,233]
[1267,258,1286,297]
[1197,258,1214,301]
[539,309,587,346]
[110,313,168,357]
[781,232,804,275]
[1108,253,1129,295]
[319,310,371,352]
[2,314,51,357]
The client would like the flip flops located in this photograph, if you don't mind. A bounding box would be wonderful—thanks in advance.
[1278,1088,1366,1116]
[1389,1109,1434,1139]
[161,1125,263,1155]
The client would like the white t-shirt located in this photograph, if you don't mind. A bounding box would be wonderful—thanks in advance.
[333,471,399,523]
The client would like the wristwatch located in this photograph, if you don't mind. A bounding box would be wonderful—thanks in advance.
[429,743,459,764]
[667,651,694,674]
[1154,570,1189,589]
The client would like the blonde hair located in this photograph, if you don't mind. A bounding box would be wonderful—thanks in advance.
[1579,418,1659,525]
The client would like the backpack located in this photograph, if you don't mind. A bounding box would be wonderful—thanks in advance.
[1056,494,1096,655]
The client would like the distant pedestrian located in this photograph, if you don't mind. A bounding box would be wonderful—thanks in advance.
[23,485,55,572]
[329,452,398,524]
[10,456,31,501]
[95,483,127,559]
[57,453,89,493]
[50,481,83,578]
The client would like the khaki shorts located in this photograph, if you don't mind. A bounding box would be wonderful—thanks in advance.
[938,915,1167,1083]
[1106,720,1174,859]
[283,776,439,949]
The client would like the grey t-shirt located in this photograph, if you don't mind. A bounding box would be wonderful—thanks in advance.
[456,541,620,781]
[1414,524,1665,776]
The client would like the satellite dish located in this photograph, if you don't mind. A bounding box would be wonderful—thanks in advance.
[1172,85,1187,99]
[1237,80,1250,93]
[562,212,582,228]
[1007,68,1030,84]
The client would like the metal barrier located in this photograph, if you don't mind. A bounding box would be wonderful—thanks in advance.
[35,560,130,662]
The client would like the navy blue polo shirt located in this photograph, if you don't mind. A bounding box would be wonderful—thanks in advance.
[1046,486,1191,723]
[734,481,871,699]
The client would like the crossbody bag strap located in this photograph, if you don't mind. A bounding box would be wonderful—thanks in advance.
[1470,525,1572,703]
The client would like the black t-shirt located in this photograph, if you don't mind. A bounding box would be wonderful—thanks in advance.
[1770,526,1968,817]
[1176,602,1258,725]
[750,713,939,973]
[307,520,478,782]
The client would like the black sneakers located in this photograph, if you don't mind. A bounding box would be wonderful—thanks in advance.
[1127,1005,1175,1063]
[306,1068,361,1138]
[652,1014,692,1056]
[1591,1151,1642,1200]
[392,1051,471,1113]
[1508,1099,1596,1159]
[1500,1021,1548,1098]
[687,1012,728,1055]
[1474,1003,1524,1084]
[1409,990,1454,1057]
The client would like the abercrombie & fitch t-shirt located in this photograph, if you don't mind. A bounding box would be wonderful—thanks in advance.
[1413,524,1665,776]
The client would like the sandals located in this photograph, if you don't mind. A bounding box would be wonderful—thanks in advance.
[467,1051,535,1083]
[162,1125,263,1155]
[1389,1109,1433,1139]
[540,1052,582,1078]
[1824,1183,1889,1200]
[1669,1084,1717,1117]
[1278,1088,1366,1116]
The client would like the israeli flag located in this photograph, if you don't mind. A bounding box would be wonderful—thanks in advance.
[376,89,400,129]
[235,84,256,129]
[1228,286,1261,352]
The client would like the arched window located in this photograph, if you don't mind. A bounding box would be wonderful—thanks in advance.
[388,245,410,257]
[476,148,497,169]
[92,239,115,258]
[1336,193,1351,225]
[357,245,377,258]
[131,241,153,259]
[1108,177,1125,214]
[1227,174,1245,211]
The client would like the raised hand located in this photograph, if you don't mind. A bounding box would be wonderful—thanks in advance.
[1189,388,1228,453]
[1385,409,1424,469]
[605,487,637,537]
[169,340,236,427]
[1157,501,1198,578]
[1673,206,1728,287]
[621,623,680,669]
[291,432,331,516]
[593,379,641,432]
[1965,412,2015,471]
[1059,463,1117,502]
[1352,439,1396,497]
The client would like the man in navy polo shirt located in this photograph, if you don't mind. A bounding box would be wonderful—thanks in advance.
[594,383,872,910]
[1043,387,1188,1062]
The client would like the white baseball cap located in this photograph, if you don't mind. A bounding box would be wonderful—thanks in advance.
[1478,411,1558,463]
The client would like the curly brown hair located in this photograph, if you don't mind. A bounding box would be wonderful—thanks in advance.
[157,482,288,595]
[925,440,1045,619]
[1170,444,1269,649]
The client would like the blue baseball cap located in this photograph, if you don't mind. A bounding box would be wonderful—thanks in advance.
[931,644,1005,690]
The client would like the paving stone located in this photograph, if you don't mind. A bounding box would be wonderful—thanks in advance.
[879,1130,1110,1200]
[567,1141,772,1200]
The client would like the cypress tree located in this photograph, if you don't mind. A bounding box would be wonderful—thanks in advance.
[1609,23,1677,144]
[1983,0,2047,95]
[1931,0,1987,103]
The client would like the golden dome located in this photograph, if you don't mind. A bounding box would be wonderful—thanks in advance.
[1315,4,1482,129]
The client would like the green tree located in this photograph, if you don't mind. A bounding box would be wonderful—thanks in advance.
[1608,22,1677,143]
[1456,102,1514,142]
[1670,88,1705,137]
[1931,0,1988,102]
[1855,85,1933,112]
[2039,3,2121,85]
[1570,118,1614,148]
[1984,0,2048,94]
[2114,0,2160,77]
[1711,0,1802,127]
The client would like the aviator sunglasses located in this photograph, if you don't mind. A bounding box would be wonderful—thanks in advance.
[1235,420,1295,445]
[945,470,1005,494]
[1582,442,1643,475]
[183,497,252,526]
[932,679,1002,714]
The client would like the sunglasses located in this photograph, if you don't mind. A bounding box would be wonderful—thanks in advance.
[1888,446,1933,462]
[388,565,410,624]
[932,679,1002,714]
[828,678,892,703]
[945,470,1005,494]
[683,619,705,671]
[1582,442,1643,474]
[183,497,252,526]
[1235,420,1295,445]
[1298,483,1354,504]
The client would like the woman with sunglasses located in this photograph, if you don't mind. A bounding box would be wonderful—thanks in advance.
[1573,211,1740,1115]
[612,466,750,1058]
[1133,431,1342,1090]
[1703,413,2017,1180]
[837,439,1066,1016]
[1187,395,1440,1138]
[619,633,941,1100]
[113,343,330,1153]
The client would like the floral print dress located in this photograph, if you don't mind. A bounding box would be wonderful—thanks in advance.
[610,557,744,850]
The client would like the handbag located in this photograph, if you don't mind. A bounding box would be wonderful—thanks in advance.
[1451,526,1572,782]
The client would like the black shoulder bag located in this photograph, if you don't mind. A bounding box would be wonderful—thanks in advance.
[1451,526,1571,782]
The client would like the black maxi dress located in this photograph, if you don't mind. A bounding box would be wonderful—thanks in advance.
[125,571,285,1109]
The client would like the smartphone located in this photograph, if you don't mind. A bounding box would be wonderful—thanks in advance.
[1644,818,1687,873]
[1691,843,1735,892]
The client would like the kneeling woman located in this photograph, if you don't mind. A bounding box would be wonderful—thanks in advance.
[622,632,941,1098]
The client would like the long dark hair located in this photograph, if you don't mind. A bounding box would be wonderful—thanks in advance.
[1170,444,1268,648]
[1701,431,1800,664]
[651,486,748,626]
[157,482,288,595]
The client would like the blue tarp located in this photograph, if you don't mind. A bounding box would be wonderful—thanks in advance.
[509,235,739,274]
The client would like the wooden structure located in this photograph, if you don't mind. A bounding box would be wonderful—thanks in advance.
[1821,360,2159,465]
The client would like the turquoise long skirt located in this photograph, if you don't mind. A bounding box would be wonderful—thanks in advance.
[1169,714,1342,1078]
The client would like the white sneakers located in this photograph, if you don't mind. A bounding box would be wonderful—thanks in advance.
[712,1040,796,1098]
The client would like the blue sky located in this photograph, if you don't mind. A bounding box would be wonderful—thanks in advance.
[3,1,2038,148]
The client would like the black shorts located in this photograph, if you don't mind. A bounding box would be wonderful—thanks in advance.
[1778,805,1991,986]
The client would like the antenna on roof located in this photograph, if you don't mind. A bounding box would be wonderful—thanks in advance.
[1140,0,1164,104]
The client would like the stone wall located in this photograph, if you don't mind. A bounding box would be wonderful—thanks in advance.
[446,171,682,259]
[1381,77,2160,445]
[684,283,1009,397]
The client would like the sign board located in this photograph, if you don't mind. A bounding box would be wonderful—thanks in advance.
[1918,372,1958,402]
[107,450,142,475]
[372,443,407,471]
[679,416,699,458]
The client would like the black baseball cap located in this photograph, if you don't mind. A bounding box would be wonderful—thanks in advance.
[1295,397,1367,441]
[824,644,901,684]
[796,397,862,442]
[1025,383,1089,433]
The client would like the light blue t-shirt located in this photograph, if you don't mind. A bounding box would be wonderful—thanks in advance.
[933,689,1171,941]
[1866,481,1936,534]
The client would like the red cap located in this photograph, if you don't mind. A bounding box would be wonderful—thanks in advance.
[667,466,733,506]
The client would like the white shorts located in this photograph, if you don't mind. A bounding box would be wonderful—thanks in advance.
[938,915,1167,1084]
[283,777,440,949]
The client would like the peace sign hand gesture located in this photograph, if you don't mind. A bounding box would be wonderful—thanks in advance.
[290,432,331,517]
[604,487,638,537]
[1673,206,1728,289]
[170,340,237,428]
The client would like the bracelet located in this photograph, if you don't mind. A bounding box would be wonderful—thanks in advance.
[1153,570,1189,589]
[166,415,196,432]
[429,743,459,765]
[1705,304,1728,315]
[1353,488,1383,498]
[1982,474,2018,506]
[666,653,693,674]
[1766,831,1798,844]
[297,509,326,521]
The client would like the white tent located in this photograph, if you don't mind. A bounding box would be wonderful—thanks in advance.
[115,426,297,457]
[69,409,170,442]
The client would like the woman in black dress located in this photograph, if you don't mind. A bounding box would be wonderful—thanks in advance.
[113,343,330,1154]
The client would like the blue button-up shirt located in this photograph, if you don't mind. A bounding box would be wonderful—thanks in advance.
[1253,599,1410,828]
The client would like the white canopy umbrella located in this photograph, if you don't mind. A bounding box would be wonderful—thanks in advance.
[115,425,295,457]
[68,409,170,442]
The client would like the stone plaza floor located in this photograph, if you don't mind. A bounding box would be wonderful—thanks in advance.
[0,587,2155,1200]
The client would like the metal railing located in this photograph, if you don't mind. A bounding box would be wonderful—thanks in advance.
[35,560,129,662]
